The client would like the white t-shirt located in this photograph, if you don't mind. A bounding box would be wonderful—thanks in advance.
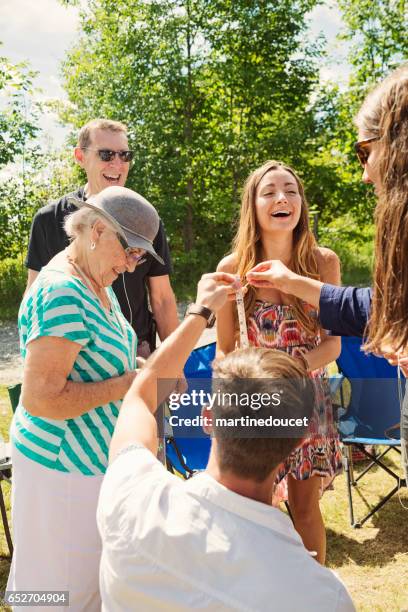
[97,445,355,612]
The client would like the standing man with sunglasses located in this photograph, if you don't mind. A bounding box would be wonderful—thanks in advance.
[25,119,179,360]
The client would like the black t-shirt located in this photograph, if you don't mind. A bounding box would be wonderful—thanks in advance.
[25,186,173,341]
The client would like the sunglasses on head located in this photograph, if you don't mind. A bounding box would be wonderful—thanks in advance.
[82,148,134,163]
[354,137,379,167]
[116,233,146,263]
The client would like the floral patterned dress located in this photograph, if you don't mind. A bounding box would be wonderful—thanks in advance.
[247,300,342,502]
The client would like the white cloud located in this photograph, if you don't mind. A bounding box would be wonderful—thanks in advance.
[0,0,80,64]
[1,0,80,146]
[308,1,344,37]
[307,1,351,88]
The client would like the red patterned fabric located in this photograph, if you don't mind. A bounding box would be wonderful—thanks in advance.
[247,301,343,503]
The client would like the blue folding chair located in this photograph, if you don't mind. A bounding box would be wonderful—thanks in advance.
[165,343,214,478]
[337,336,406,527]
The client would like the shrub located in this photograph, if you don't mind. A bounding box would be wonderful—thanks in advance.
[0,258,27,321]
[319,214,374,286]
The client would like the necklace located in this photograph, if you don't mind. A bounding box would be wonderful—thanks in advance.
[66,251,132,369]
[68,257,110,311]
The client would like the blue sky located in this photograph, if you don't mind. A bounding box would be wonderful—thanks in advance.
[1,0,350,148]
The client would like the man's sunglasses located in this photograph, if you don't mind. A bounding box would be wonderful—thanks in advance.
[116,233,146,263]
[82,148,134,163]
[354,137,379,167]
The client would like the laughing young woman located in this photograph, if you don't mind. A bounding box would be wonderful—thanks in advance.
[216,161,342,565]
[245,64,408,483]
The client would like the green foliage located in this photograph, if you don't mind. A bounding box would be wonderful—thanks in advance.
[0,50,42,263]
[0,149,78,262]
[0,54,39,168]
[305,0,407,233]
[305,84,377,226]
[338,0,408,86]
[0,47,79,264]
[319,214,374,286]
[0,258,27,320]
[3,1,406,299]
[60,0,324,294]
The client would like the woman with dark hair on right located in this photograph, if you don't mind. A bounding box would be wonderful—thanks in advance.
[246,63,408,480]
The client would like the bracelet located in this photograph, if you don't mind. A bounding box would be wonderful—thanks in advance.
[295,352,310,372]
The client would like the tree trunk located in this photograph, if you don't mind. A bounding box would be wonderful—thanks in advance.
[183,0,195,252]
[184,178,194,252]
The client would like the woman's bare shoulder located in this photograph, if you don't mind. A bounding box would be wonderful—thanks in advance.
[314,246,339,268]
[314,247,341,283]
[217,253,238,273]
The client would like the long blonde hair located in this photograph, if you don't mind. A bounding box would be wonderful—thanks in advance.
[232,160,319,335]
[356,64,408,353]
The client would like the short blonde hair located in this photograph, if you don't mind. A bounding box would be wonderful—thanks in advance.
[77,119,128,149]
[64,207,115,241]
[211,348,315,482]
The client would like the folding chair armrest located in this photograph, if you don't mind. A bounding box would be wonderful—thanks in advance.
[329,372,345,397]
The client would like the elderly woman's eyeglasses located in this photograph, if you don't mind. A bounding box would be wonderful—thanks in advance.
[354,137,379,167]
[116,233,146,264]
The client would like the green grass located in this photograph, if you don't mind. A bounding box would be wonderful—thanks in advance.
[0,384,406,611]
[0,259,26,322]
[322,455,408,611]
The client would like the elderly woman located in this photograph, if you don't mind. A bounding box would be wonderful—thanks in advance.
[7,186,164,611]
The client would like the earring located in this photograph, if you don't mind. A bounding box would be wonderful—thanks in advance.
[90,242,96,250]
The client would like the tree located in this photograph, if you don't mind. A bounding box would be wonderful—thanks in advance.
[0,50,76,262]
[314,0,408,224]
[338,0,408,87]
[0,148,76,261]
[0,52,41,263]
[60,0,323,294]
[0,54,38,168]
[302,0,407,279]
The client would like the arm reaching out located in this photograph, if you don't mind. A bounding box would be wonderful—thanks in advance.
[380,351,408,377]
[247,252,342,371]
[247,261,374,338]
[246,260,323,309]
[109,272,240,460]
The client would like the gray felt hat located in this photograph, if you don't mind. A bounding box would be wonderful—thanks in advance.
[69,186,164,265]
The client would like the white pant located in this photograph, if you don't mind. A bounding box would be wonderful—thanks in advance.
[7,445,103,611]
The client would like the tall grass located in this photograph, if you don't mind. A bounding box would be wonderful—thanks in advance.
[0,259,27,321]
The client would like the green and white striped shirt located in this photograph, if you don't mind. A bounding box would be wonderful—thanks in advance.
[12,269,137,476]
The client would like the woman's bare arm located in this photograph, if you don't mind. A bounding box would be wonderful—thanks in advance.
[215,254,238,358]
[246,260,323,308]
[299,248,342,371]
[22,336,136,420]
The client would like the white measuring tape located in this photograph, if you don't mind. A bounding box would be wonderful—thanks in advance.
[235,285,249,348]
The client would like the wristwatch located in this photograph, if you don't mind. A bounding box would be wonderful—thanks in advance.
[185,303,216,328]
